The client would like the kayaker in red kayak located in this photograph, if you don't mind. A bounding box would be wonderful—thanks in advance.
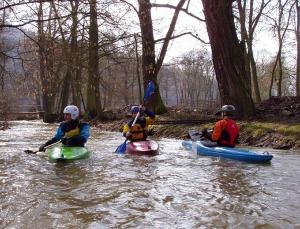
[122,105,155,141]
[38,105,90,151]
[201,105,239,147]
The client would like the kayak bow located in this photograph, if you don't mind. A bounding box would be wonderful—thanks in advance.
[126,140,159,156]
[47,146,90,162]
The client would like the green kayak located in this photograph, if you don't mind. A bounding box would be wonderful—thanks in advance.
[47,146,90,161]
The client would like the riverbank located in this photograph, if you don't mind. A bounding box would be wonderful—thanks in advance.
[94,119,300,150]
[2,97,300,150]
[94,97,300,150]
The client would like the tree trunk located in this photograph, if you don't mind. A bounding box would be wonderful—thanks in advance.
[269,54,278,97]
[60,71,71,114]
[173,72,179,104]
[51,1,72,115]
[123,67,129,105]
[138,0,185,113]
[248,42,261,102]
[138,0,166,113]
[201,0,255,118]
[87,0,101,118]
[237,0,263,103]
[269,0,294,97]
[296,0,300,96]
[134,34,143,104]
[70,0,81,108]
[277,54,283,96]
[38,2,54,120]
[237,0,252,100]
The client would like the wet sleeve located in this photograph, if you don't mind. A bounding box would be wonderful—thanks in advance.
[42,125,63,147]
[79,124,90,142]
[54,125,64,140]
[43,137,59,147]
[211,120,225,142]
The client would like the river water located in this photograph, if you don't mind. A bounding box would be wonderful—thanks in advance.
[0,120,300,228]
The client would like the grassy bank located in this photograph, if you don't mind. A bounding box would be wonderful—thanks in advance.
[95,119,300,150]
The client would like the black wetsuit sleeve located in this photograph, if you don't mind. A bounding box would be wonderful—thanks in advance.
[44,137,59,147]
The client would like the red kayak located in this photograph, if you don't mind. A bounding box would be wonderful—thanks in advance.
[126,140,159,156]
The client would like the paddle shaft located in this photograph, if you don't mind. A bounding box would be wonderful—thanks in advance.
[116,81,155,153]
[44,140,62,150]
[24,140,62,154]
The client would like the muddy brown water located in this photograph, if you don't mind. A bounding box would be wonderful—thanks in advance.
[1,120,300,228]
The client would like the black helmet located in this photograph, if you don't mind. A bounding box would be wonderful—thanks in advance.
[131,106,140,113]
[215,105,236,116]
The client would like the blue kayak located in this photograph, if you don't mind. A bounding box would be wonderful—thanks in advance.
[182,140,273,163]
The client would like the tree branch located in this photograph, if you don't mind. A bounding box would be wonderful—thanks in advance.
[151,3,205,22]
[155,31,209,44]
[0,0,52,11]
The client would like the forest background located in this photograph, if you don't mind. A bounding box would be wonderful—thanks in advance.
[0,0,299,122]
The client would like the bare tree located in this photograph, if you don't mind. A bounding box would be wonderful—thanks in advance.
[201,0,255,118]
[137,0,192,113]
[37,2,53,118]
[296,0,300,96]
[86,0,101,118]
[236,0,272,102]
[268,0,294,97]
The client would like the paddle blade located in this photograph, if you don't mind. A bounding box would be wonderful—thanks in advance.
[115,140,127,154]
[188,130,202,141]
[144,81,155,101]
[24,150,38,154]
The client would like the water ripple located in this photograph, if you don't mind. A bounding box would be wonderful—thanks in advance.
[0,121,300,228]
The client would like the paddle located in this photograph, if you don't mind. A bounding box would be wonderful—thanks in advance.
[188,129,203,142]
[24,140,62,154]
[188,130,203,153]
[115,81,156,154]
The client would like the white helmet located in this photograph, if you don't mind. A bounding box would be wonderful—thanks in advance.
[63,105,79,120]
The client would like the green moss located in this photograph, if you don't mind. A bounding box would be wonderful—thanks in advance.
[276,125,300,139]
[239,121,300,139]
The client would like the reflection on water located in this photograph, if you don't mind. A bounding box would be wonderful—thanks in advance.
[0,120,300,228]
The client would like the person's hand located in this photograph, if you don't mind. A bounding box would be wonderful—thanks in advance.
[39,145,45,152]
[202,128,211,140]
[201,128,208,136]
[61,137,69,145]
[139,105,146,112]
[125,132,132,138]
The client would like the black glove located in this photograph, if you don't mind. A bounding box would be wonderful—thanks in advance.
[202,128,212,140]
[39,144,46,152]
[61,137,69,145]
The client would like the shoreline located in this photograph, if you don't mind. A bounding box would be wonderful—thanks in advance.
[2,118,299,150]
[94,118,300,151]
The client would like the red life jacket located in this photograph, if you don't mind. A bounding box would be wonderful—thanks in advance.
[218,119,239,147]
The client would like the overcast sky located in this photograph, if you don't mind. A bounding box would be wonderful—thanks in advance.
[151,0,295,65]
[2,0,296,65]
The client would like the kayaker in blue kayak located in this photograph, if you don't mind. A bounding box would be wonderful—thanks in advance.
[122,105,155,141]
[201,105,239,147]
[38,105,90,151]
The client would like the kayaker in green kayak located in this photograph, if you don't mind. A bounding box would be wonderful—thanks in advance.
[201,105,239,147]
[122,105,155,141]
[38,105,90,151]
